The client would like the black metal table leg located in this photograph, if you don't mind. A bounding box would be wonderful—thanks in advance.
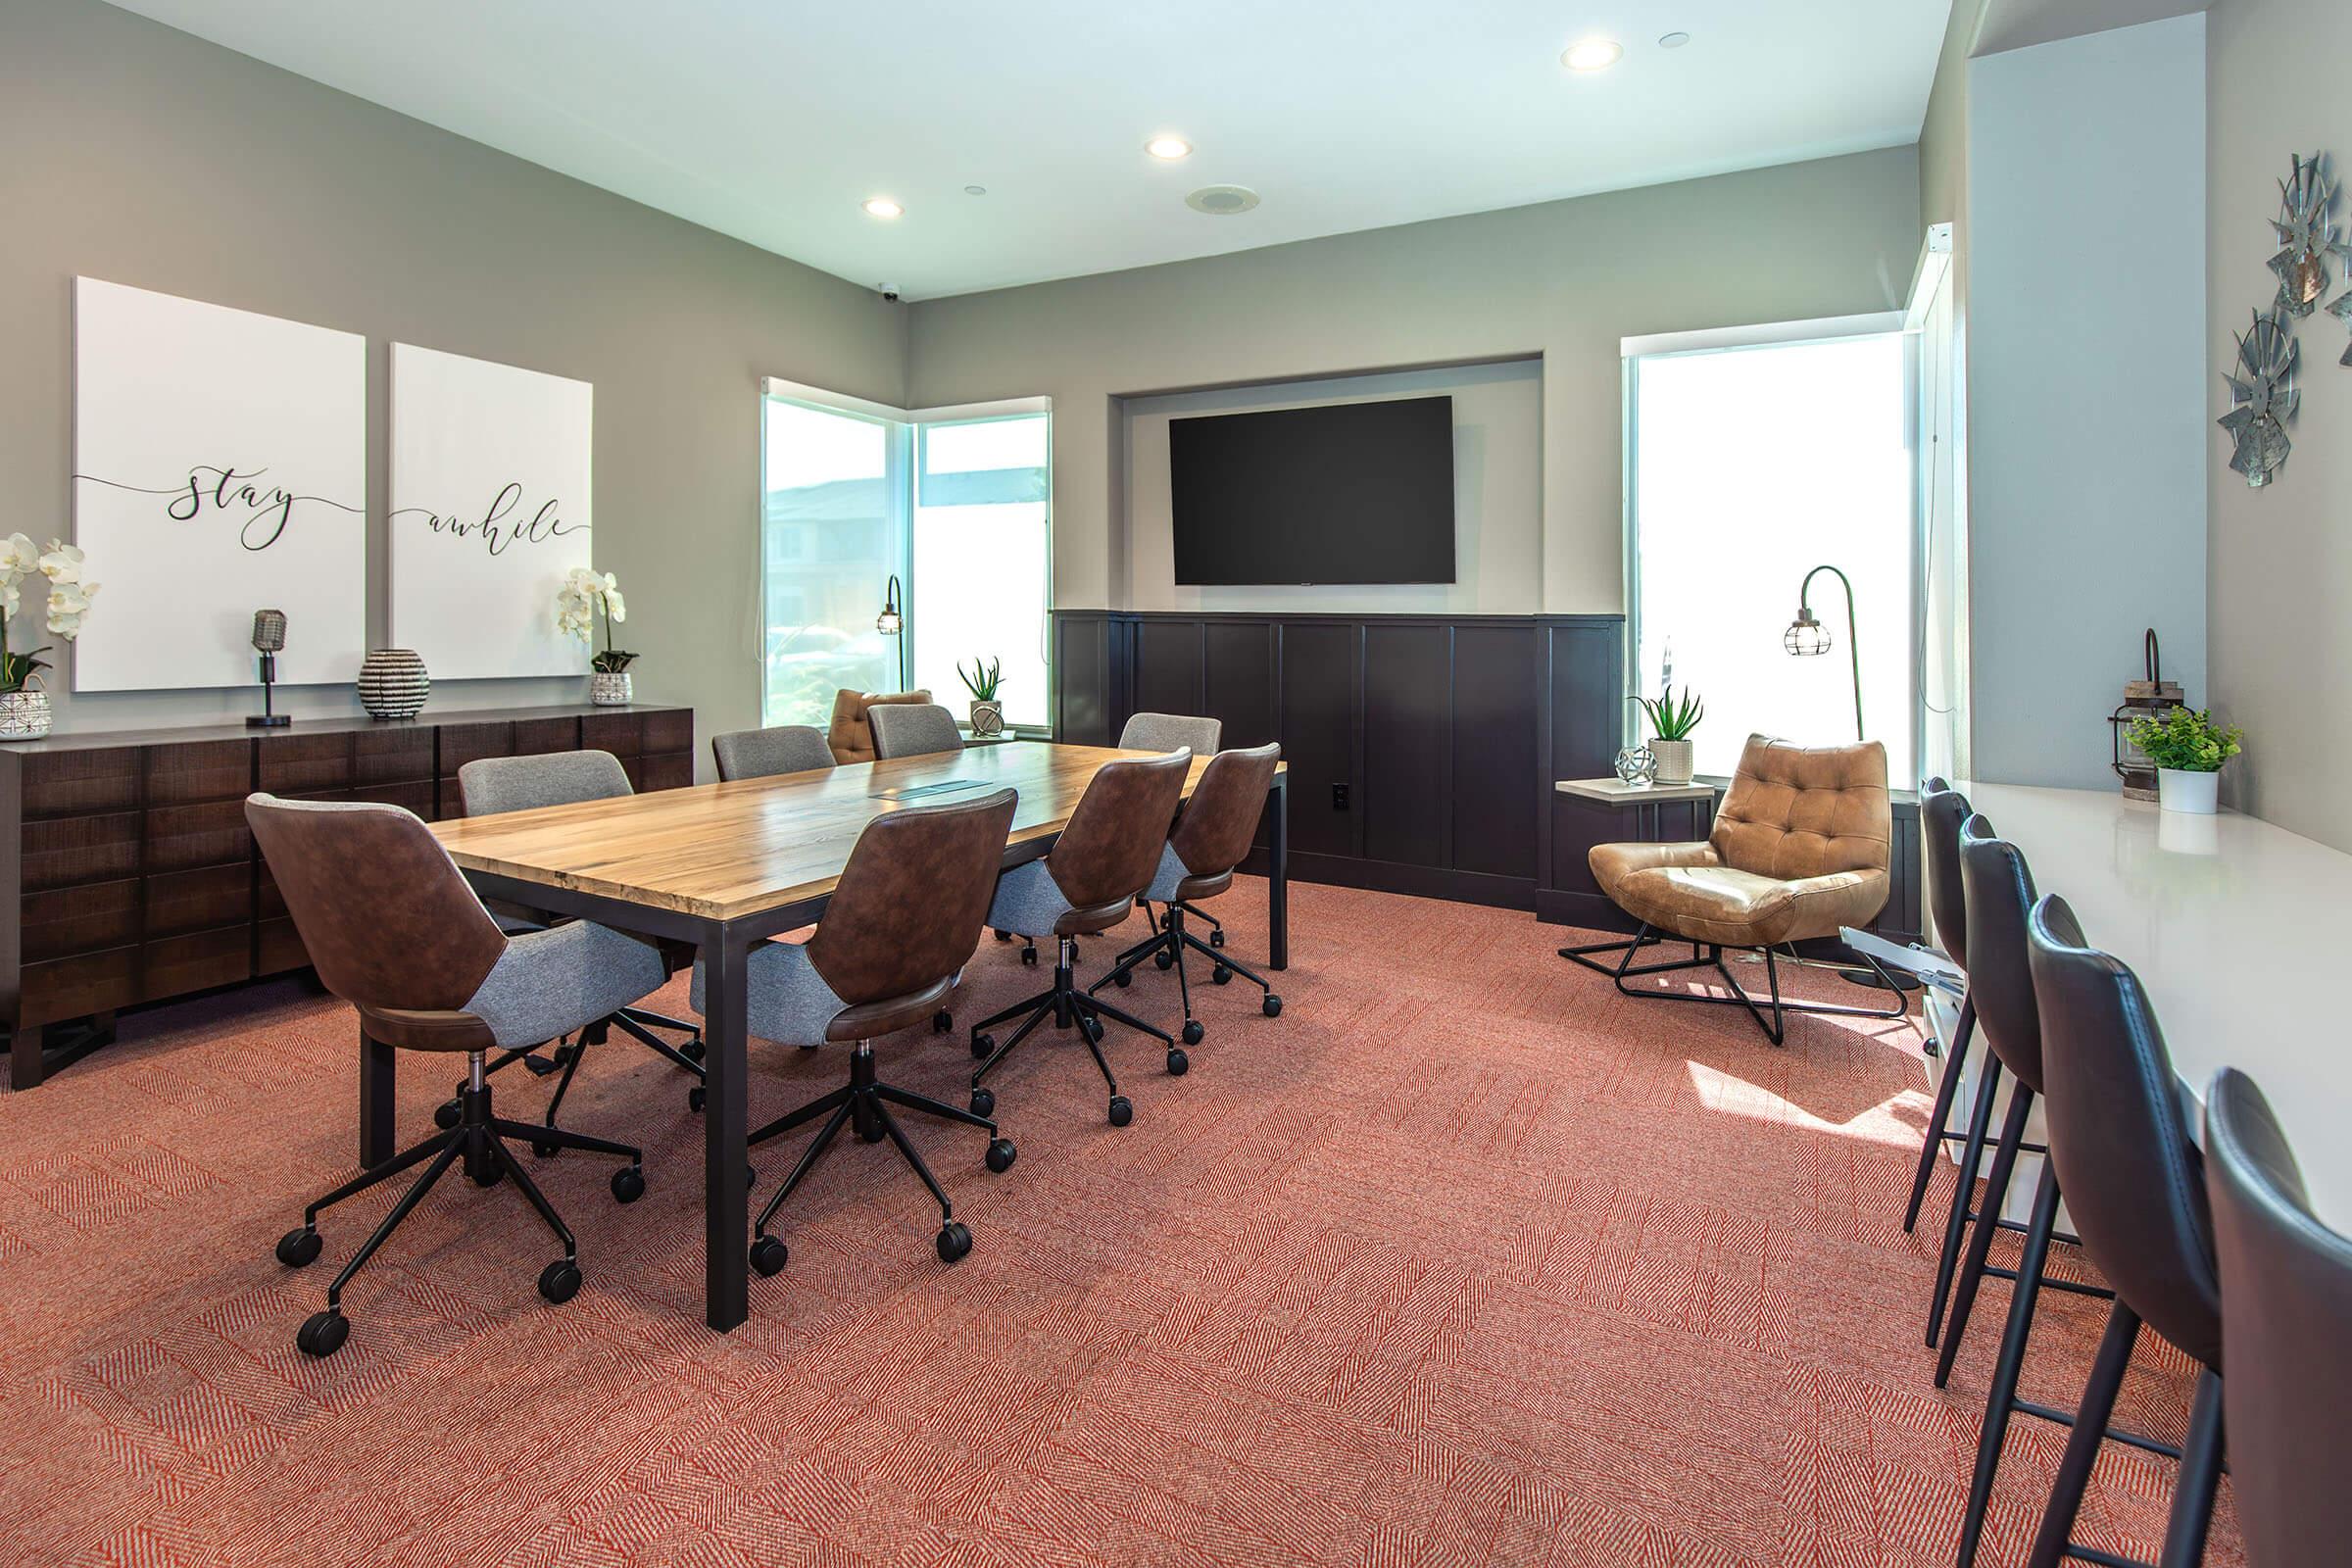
[1267,771,1289,971]
[700,925,751,1332]
[359,1028,396,1167]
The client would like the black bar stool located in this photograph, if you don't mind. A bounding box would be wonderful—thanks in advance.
[1904,779,1977,1238]
[2020,894,2225,1568]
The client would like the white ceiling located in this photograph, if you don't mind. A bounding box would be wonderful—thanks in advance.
[106,0,1955,301]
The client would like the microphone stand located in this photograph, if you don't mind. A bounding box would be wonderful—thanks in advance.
[248,650,290,728]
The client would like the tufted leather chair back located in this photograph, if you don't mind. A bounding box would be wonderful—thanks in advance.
[1920,777,1972,968]
[1708,735,1891,881]
[2205,1067,2352,1567]
[2026,893,2221,1368]
[826,688,932,765]
[1956,815,2043,1091]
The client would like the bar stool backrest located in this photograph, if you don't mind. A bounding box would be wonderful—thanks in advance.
[1956,814,2043,1091]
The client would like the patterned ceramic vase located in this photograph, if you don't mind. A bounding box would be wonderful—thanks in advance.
[590,671,633,707]
[968,700,1004,737]
[1649,738,1694,787]
[0,688,51,741]
[356,649,430,720]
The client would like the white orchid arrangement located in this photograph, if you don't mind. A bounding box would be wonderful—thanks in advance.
[556,565,634,672]
[0,534,101,693]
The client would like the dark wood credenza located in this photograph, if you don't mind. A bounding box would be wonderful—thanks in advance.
[0,703,692,1090]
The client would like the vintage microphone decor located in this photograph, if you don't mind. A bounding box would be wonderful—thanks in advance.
[247,609,291,728]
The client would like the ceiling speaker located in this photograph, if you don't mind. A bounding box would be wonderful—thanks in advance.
[1186,185,1261,216]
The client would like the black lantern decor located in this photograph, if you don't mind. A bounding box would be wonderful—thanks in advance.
[2110,628,2184,801]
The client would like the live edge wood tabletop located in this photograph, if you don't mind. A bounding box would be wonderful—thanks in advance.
[424,740,1291,1333]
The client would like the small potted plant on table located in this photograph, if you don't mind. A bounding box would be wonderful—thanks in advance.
[1633,683,1704,787]
[557,566,635,705]
[960,656,1005,736]
[0,534,101,741]
[2127,706,2243,814]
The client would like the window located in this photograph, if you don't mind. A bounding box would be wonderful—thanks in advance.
[1625,322,1916,786]
[760,386,1052,732]
[910,413,1051,730]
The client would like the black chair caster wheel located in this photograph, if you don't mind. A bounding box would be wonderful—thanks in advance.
[1153,951,1174,971]
[1263,994,1283,1017]
[295,1308,349,1359]
[470,1162,504,1188]
[533,1139,560,1158]
[995,929,1013,943]
[969,1086,996,1117]
[688,1085,707,1112]
[1021,946,1038,966]
[1166,1047,1190,1076]
[681,1038,707,1062]
[985,1137,1017,1173]
[1182,1020,1204,1047]
[1080,1015,1104,1044]
[858,1121,885,1145]
[750,1235,788,1276]
[537,1258,582,1304]
[1113,968,1133,988]
[433,1100,461,1130]
[611,1165,646,1203]
[1212,965,1233,985]
[933,1009,954,1034]
[276,1227,322,1268]
[969,1031,995,1059]
[1210,929,1226,949]
[524,1052,563,1077]
[1107,1096,1134,1127]
[936,1221,973,1263]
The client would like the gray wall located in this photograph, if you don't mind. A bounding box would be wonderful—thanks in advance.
[2207,0,2352,844]
[1118,361,1542,615]
[0,0,906,751]
[909,148,1923,614]
[1964,14,2209,788]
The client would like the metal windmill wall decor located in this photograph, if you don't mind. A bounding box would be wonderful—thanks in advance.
[2270,153,2349,318]
[2219,308,2298,488]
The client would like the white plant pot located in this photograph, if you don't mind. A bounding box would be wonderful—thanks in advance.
[589,671,633,707]
[0,688,51,741]
[1650,738,1694,787]
[2156,767,2219,815]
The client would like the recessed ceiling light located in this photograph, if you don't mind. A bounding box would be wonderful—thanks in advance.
[963,184,988,196]
[1146,135,1194,161]
[1659,31,1691,49]
[1562,38,1624,72]
[1186,184,1260,216]
[861,197,904,219]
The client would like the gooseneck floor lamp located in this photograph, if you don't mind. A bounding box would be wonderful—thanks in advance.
[1784,564,1864,742]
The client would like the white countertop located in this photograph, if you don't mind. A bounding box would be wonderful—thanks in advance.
[1958,782,2350,1227]
[1553,777,1720,805]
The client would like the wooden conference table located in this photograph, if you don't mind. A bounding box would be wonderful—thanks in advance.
[401,741,1289,1332]
[1959,781,2352,1229]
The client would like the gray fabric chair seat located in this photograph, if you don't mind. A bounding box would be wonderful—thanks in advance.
[1142,841,1192,904]
[463,919,669,1051]
[987,858,1077,940]
[689,941,852,1048]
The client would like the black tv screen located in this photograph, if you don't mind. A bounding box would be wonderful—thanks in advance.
[1168,396,1456,585]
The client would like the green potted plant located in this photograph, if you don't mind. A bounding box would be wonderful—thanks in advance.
[556,566,635,706]
[959,656,1005,736]
[2127,706,2242,815]
[1632,683,1704,786]
[0,534,101,741]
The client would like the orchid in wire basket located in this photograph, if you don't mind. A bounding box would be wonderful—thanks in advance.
[555,565,635,673]
[0,534,101,694]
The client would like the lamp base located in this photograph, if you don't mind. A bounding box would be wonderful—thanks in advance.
[246,713,291,729]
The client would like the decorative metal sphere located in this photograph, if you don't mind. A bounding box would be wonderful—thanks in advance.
[1613,746,1657,785]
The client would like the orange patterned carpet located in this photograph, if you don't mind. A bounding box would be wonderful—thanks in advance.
[0,881,2237,1567]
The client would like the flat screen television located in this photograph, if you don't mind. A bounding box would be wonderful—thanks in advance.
[1168,395,1455,585]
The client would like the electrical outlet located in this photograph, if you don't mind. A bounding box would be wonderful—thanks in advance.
[1331,782,1350,810]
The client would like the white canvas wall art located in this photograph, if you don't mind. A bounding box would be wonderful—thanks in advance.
[71,277,368,691]
[389,344,594,679]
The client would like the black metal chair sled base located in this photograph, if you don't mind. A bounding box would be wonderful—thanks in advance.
[1559,925,1908,1046]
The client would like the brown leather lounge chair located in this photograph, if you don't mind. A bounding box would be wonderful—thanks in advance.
[1560,734,1906,1045]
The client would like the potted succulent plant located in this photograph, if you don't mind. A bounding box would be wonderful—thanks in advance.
[959,656,1005,736]
[556,566,635,706]
[2127,706,2243,814]
[0,534,101,741]
[1633,683,1704,786]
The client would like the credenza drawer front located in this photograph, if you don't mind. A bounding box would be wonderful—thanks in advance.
[255,916,307,977]
[580,713,643,758]
[353,727,435,786]
[147,864,254,941]
[23,877,142,961]
[642,710,693,755]
[146,799,252,874]
[23,749,141,817]
[258,733,354,795]
[631,754,693,794]
[147,739,255,805]
[22,946,139,1027]
[514,717,578,758]
[339,781,436,817]
[438,722,514,775]
[24,810,141,892]
[141,927,251,1001]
